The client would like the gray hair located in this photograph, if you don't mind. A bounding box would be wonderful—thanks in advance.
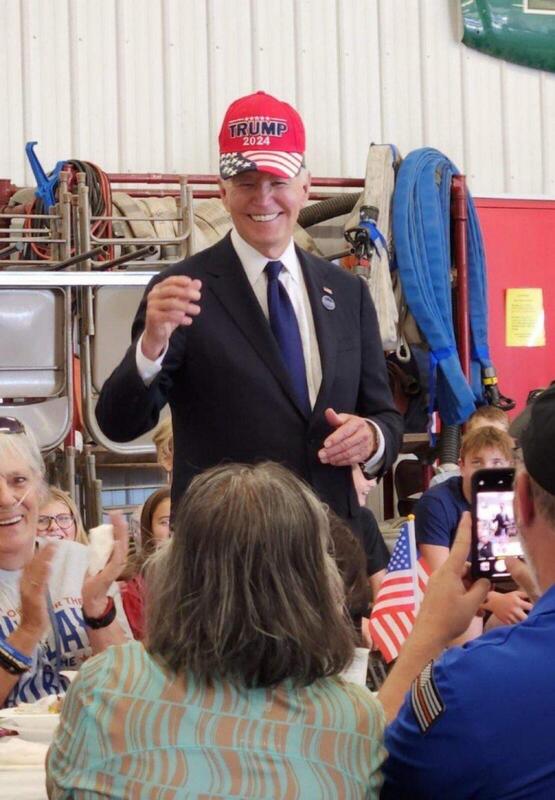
[529,474,555,527]
[0,424,45,478]
[0,424,46,501]
[146,462,354,687]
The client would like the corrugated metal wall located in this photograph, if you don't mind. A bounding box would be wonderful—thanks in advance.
[1,0,554,196]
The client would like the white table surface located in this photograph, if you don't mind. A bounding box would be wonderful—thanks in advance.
[1,766,48,800]
[0,713,56,800]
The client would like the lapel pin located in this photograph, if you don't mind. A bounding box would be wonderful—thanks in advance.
[322,295,336,311]
[323,286,333,294]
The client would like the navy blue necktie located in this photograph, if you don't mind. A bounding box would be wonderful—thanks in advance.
[265,260,310,415]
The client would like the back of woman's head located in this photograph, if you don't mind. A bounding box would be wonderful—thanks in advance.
[147,462,355,687]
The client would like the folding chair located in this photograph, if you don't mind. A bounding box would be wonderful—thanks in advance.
[0,285,73,451]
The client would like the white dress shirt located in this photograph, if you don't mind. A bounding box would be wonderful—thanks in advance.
[135,229,384,471]
[229,229,322,407]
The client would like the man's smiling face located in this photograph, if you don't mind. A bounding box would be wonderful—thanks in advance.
[219,169,310,259]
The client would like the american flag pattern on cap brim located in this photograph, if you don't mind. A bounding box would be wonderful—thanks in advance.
[410,660,445,733]
[220,151,303,179]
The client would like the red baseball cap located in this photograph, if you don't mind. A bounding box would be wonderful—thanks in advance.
[219,91,305,180]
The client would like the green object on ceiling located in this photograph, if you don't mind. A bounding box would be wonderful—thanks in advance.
[461,0,555,73]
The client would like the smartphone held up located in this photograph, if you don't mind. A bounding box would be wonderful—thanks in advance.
[471,467,523,581]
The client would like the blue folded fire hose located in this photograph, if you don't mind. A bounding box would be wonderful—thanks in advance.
[392,147,502,428]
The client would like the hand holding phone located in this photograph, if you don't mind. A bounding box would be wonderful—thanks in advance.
[471,467,523,581]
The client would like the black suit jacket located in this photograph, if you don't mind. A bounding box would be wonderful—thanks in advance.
[96,234,403,518]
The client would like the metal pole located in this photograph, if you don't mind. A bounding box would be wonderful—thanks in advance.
[451,175,471,382]
[59,172,72,262]
[47,246,107,271]
[64,446,77,497]
[58,172,70,262]
[95,244,158,270]
[77,173,92,271]
[179,176,190,257]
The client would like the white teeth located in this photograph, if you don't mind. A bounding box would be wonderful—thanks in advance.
[250,213,279,222]
[0,516,23,526]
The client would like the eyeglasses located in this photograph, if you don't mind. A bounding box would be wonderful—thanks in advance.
[0,417,25,435]
[37,513,74,531]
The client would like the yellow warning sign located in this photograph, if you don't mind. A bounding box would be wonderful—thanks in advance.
[505,288,545,347]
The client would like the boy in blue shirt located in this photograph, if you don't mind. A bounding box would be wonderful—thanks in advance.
[416,426,531,638]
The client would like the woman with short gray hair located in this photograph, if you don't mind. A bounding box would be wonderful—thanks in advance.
[0,416,130,708]
[48,461,386,798]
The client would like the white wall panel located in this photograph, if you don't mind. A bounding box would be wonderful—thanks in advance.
[114,0,166,172]
[460,41,506,191]
[19,0,73,185]
[295,0,342,175]
[251,0,298,103]
[1,2,26,182]
[0,0,554,197]
[501,61,544,196]
[540,72,555,196]
[419,1,465,167]
[68,0,120,172]
[207,0,253,170]
[336,0,383,178]
[162,0,211,173]
[378,0,425,157]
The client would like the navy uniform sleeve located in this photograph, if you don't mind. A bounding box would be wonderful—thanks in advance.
[381,649,491,799]
[415,488,456,548]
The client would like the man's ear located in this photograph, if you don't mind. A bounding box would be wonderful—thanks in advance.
[300,169,311,203]
[515,470,535,527]
[218,179,230,211]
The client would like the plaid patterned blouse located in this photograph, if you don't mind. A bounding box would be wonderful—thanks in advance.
[47,641,385,798]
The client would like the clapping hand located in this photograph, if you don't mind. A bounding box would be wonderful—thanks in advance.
[19,541,57,640]
[82,512,128,619]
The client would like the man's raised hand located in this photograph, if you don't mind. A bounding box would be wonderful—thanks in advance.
[142,276,202,360]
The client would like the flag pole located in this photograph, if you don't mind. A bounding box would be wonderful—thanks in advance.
[406,514,421,612]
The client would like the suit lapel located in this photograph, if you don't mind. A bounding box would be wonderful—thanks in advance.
[205,236,309,417]
[297,248,339,421]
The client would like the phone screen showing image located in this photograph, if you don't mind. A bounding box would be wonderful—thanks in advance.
[472,468,523,580]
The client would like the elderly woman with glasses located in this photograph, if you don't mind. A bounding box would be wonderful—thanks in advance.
[0,417,131,708]
[47,462,386,798]
[37,486,89,545]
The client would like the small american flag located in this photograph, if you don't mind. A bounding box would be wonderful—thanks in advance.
[368,517,430,663]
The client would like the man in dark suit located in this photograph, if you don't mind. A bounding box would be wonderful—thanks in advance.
[493,503,511,537]
[96,91,403,521]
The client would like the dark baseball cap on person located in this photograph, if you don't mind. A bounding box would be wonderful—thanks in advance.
[219,91,305,180]
[521,384,555,495]
[509,383,555,442]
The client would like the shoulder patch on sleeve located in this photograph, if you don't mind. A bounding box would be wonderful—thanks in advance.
[410,660,445,734]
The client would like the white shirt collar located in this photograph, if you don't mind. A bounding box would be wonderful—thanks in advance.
[231,229,301,286]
